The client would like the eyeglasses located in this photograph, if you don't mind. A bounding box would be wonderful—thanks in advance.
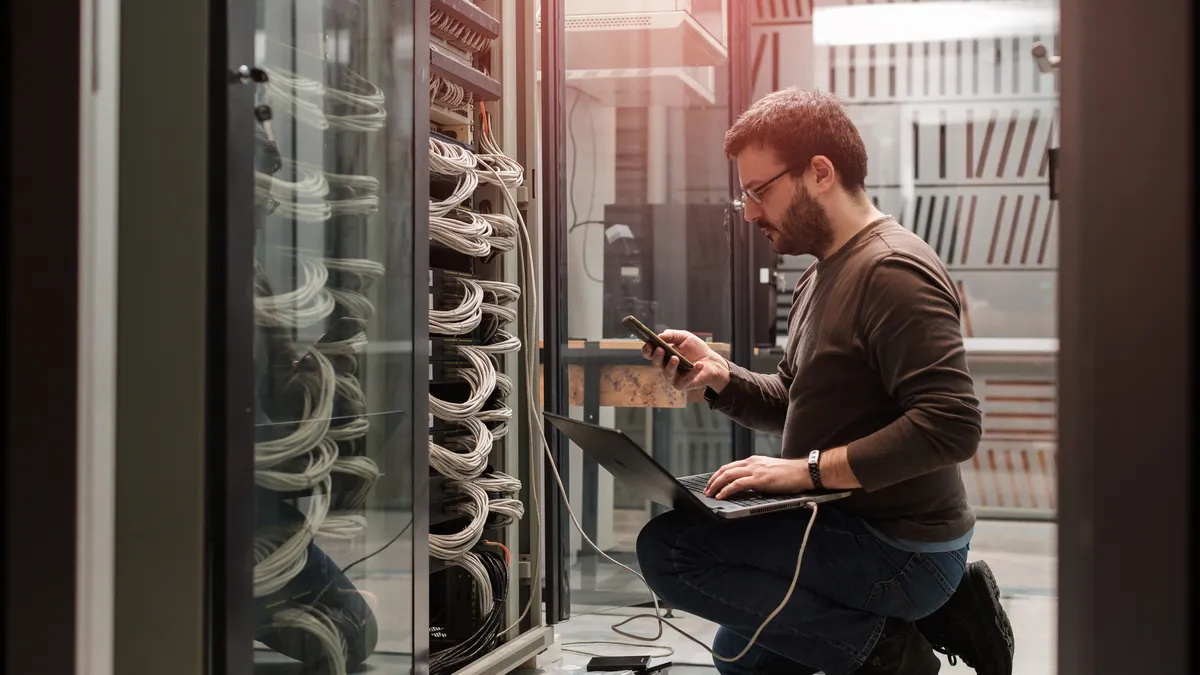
[741,168,791,205]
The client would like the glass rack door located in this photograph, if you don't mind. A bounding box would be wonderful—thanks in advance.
[241,0,420,672]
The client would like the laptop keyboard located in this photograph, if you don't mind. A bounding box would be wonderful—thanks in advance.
[678,472,795,506]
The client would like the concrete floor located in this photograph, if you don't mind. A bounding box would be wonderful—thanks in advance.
[528,518,1057,674]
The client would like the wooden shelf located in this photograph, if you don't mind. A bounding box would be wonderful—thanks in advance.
[430,46,502,101]
[431,0,500,41]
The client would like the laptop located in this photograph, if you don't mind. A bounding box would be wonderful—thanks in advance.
[544,412,850,520]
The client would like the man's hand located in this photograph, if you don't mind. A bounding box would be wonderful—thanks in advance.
[704,455,813,500]
[640,329,731,394]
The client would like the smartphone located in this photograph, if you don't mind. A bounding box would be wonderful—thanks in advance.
[621,315,694,372]
[586,655,651,672]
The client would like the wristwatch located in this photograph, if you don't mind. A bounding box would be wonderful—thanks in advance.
[807,449,825,490]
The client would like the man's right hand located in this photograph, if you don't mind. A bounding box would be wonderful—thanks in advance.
[641,329,731,394]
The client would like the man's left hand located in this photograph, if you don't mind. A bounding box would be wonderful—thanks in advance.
[705,455,813,500]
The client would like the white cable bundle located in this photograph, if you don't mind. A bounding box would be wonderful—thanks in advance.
[428,345,496,421]
[262,66,330,131]
[475,328,521,355]
[325,170,381,195]
[328,288,376,320]
[474,471,521,496]
[448,552,496,616]
[260,65,387,133]
[253,477,332,597]
[326,171,381,216]
[477,279,521,304]
[331,455,382,509]
[255,257,336,328]
[255,162,329,203]
[481,212,518,253]
[429,139,480,217]
[269,606,349,675]
[254,349,337,469]
[315,331,368,357]
[429,211,492,257]
[429,417,493,480]
[255,437,339,492]
[481,301,516,326]
[318,514,369,540]
[429,480,490,560]
[430,10,492,54]
[487,498,525,526]
[430,136,479,175]
[322,72,387,132]
[430,276,484,336]
[323,256,385,291]
[429,72,473,114]
[475,121,525,188]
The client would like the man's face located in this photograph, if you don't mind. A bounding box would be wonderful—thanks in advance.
[736,145,833,257]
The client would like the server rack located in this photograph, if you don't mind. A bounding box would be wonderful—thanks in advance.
[215,0,551,673]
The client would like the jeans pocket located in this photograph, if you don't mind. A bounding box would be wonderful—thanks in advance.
[864,555,921,621]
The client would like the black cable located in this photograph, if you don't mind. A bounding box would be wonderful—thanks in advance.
[308,518,415,607]
[429,550,510,675]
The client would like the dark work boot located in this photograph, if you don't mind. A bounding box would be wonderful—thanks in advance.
[916,560,1015,675]
[856,618,940,674]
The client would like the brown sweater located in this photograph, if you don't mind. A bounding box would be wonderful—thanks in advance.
[712,218,980,542]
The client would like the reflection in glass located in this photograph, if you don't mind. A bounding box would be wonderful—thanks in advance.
[250,0,415,672]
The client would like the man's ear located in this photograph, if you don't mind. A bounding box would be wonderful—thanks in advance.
[810,155,836,191]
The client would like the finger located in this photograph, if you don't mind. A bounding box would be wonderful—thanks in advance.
[641,342,653,360]
[664,355,680,382]
[673,361,705,390]
[716,475,758,500]
[650,347,666,368]
[706,463,749,495]
[658,330,689,347]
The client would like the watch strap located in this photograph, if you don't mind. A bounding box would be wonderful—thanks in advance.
[807,449,824,490]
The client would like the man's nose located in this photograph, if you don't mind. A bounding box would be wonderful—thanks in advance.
[742,200,762,223]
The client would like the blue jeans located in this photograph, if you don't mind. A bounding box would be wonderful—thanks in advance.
[635,506,968,675]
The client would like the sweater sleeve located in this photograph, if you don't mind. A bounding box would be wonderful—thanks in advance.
[846,256,982,491]
[708,358,793,436]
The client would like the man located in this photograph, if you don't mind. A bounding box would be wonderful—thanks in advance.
[637,88,1015,675]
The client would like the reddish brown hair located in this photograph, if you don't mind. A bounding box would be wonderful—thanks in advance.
[724,88,868,192]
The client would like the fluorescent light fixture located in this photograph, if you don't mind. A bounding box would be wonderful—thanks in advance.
[813,0,1058,46]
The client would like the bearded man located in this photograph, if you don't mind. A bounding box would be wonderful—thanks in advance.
[637,88,1015,675]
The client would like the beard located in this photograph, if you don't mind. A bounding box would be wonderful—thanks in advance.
[757,185,834,258]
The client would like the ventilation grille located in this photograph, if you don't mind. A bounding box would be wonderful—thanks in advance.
[564,15,656,30]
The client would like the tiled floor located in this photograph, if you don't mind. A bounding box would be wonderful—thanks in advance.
[526,519,1057,674]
